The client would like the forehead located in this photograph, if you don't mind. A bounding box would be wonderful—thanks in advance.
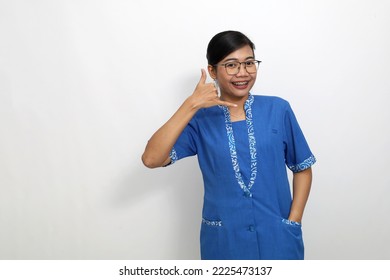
[222,45,254,62]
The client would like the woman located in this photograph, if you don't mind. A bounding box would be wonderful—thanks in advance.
[142,31,316,260]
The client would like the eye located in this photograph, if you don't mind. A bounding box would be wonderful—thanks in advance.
[225,62,238,69]
[245,61,256,67]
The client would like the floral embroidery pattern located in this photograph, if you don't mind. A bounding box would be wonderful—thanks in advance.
[282,219,301,226]
[288,154,316,173]
[219,94,257,196]
[169,148,178,164]
[202,218,222,227]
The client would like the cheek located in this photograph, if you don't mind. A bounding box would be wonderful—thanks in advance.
[218,79,233,90]
[251,73,257,82]
[252,77,257,85]
[215,75,231,86]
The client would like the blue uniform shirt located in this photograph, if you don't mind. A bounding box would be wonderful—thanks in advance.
[169,94,316,260]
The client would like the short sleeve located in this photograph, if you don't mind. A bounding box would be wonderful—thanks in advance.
[166,119,198,166]
[283,102,316,172]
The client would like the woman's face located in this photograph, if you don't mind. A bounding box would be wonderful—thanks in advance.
[208,45,257,101]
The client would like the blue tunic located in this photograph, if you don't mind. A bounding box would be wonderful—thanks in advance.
[169,94,316,260]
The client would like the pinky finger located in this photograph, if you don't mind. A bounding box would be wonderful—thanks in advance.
[218,100,238,107]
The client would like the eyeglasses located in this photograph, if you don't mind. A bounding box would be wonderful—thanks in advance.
[214,60,261,75]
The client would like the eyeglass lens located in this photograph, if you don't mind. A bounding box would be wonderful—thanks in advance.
[225,61,260,75]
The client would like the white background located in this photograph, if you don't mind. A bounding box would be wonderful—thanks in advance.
[1,0,389,259]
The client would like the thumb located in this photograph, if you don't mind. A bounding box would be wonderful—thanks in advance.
[198,68,207,85]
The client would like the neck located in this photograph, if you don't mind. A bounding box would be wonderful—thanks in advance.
[223,94,249,122]
[220,93,249,108]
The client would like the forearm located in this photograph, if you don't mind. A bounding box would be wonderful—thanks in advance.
[288,167,312,223]
[141,98,198,168]
[142,69,237,169]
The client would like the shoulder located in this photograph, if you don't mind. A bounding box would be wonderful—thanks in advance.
[191,105,221,124]
[197,105,222,116]
[252,94,290,109]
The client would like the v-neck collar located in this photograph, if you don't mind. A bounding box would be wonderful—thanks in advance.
[219,94,257,196]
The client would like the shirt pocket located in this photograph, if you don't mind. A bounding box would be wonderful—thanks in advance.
[278,218,304,259]
[281,218,302,227]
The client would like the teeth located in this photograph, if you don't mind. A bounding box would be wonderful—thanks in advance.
[233,82,248,86]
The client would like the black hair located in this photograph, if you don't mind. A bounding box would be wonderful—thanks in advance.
[206,31,255,66]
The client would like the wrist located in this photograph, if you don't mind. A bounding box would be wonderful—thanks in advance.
[288,218,302,224]
[184,96,202,111]
[288,213,302,223]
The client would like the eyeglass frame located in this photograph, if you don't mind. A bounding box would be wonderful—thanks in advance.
[213,59,262,75]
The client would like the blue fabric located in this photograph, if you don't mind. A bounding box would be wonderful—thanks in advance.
[169,94,316,260]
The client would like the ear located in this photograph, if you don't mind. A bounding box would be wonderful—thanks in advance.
[208,65,217,80]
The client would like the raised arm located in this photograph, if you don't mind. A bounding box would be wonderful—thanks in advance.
[141,69,237,168]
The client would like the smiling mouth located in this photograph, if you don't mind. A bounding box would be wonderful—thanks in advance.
[232,81,249,86]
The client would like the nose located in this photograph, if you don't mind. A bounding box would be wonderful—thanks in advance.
[236,62,249,76]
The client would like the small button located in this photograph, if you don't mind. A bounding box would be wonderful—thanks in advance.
[248,225,255,232]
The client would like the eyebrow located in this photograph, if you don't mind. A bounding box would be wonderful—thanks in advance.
[222,56,255,63]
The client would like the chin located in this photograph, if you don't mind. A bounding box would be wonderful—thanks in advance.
[231,89,251,98]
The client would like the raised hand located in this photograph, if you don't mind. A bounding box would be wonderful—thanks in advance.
[142,69,236,168]
[188,69,237,109]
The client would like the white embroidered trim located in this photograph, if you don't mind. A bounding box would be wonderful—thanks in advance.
[282,219,301,226]
[288,154,316,173]
[219,94,257,196]
[202,218,223,227]
[169,147,178,164]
